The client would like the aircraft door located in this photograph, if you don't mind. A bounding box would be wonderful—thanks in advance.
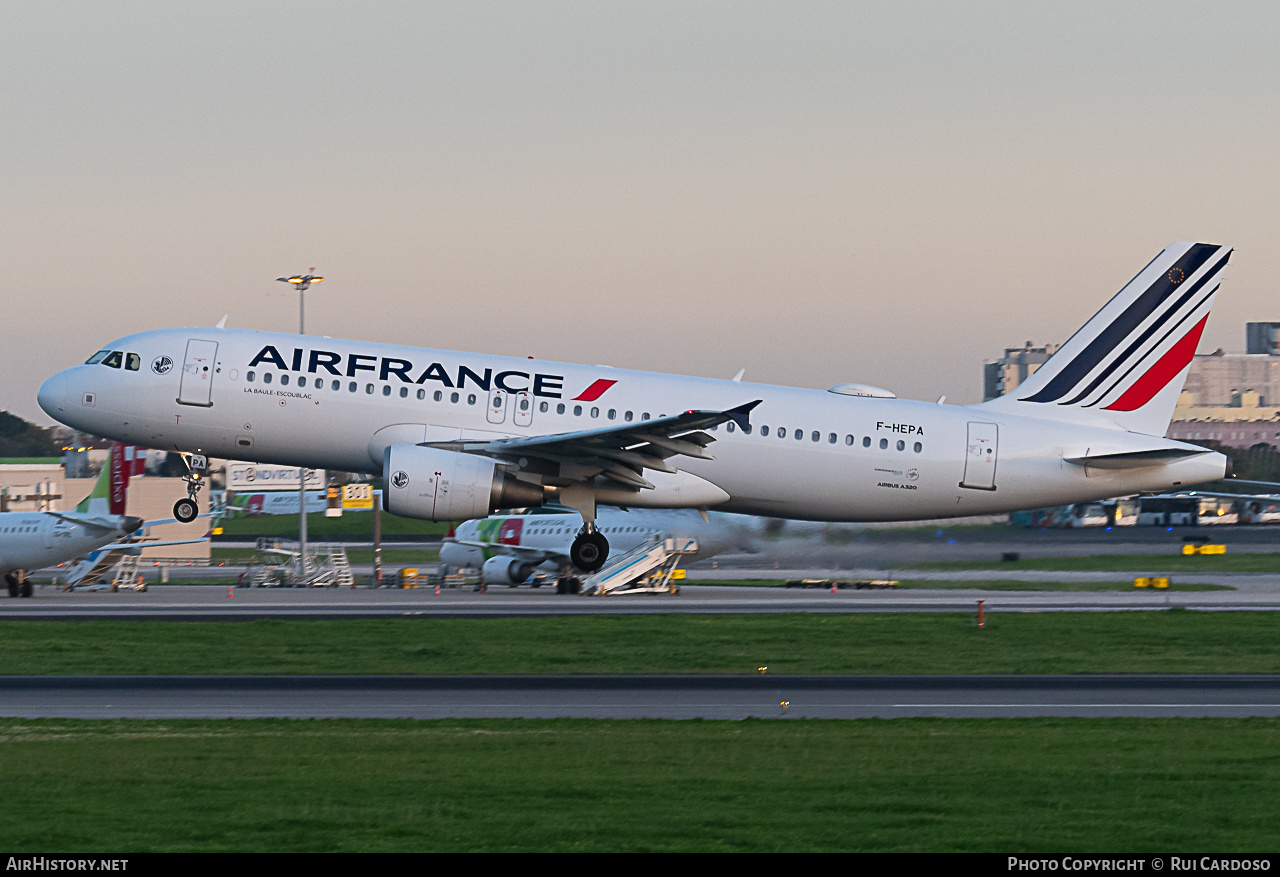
[177,340,218,407]
[960,422,999,490]
[513,391,533,427]
[487,388,508,424]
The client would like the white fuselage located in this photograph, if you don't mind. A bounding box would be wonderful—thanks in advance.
[0,512,140,575]
[38,327,1227,522]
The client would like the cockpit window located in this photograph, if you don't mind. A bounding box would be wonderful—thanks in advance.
[125,353,141,371]
[85,350,111,365]
[101,351,123,369]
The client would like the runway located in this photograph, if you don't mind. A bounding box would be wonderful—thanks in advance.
[3,674,1278,719]
[6,579,1280,619]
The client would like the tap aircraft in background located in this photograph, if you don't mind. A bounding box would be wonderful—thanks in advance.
[441,507,748,585]
[2,445,205,596]
[39,242,1232,571]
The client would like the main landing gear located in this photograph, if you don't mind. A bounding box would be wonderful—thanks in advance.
[173,453,208,524]
[6,571,32,598]
[570,523,609,573]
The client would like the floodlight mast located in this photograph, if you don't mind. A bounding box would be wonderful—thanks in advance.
[276,271,324,581]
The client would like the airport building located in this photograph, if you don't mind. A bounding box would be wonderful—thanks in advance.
[982,342,1059,401]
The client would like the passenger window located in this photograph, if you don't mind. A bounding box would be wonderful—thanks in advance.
[607,409,616,420]
[796,430,804,441]
[247,371,255,383]
[467,394,477,405]
[280,375,290,386]
[778,427,786,438]
[845,435,853,446]
[298,376,307,388]
[434,391,443,401]
[863,436,871,448]
[828,433,836,444]
[332,380,340,391]
[812,431,820,442]
[349,382,357,392]
[574,405,582,416]
[761,426,770,437]
[263,372,273,384]
[642,413,651,421]
[538,401,547,413]
[897,440,905,451]
[417,389,426,400]
[102,351,123,369]
[914,442,922,453]
[726,422,735,433]
[624,411,633,422]
[85,350,111,365]
[382,385,391,396]
[125,353,141,371]
[366,383,374,394]
[520,399,529,411]
[590,407,599,418]
[742,424,752,434]
[400,387,408,398]
[451,392,459,403]
[879,438,888,449]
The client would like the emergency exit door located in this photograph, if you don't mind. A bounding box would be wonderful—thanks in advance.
[178,339,218,406]
[960,422,999,490]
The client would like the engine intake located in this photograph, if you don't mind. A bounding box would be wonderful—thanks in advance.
[481,555,536,586]
[383,444,543,521]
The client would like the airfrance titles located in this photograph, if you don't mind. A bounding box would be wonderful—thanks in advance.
[248,345,567,398]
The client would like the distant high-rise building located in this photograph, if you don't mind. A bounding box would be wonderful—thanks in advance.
[983,342,1059,401]
[1246,322,1280,355]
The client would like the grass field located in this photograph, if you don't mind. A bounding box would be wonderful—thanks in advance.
[6,611,1280,675]
[1,717,1277,851]
[684,578,1231,591]
[907,552,1280,573]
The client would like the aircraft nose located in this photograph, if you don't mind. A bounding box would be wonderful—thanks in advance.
[37,370,73,418]
[122,516,145,534]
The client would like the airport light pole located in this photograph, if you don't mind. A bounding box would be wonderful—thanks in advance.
[277,271,323,581]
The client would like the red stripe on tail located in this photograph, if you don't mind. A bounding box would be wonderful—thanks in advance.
[1103,314,1209,412]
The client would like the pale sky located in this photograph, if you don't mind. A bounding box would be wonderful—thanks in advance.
[5,1,1280,424]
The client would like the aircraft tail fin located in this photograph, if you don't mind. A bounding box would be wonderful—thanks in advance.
[981,241,1232,436]
[74,457,113,516]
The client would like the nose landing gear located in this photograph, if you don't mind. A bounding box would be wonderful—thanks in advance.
[172,453,208,524]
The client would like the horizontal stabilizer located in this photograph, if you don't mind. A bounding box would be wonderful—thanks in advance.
[1064,448,1209,470]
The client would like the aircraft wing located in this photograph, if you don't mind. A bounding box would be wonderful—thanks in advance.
[445,537,559,564]
[45,511,122,533]
[425,400,761,490]
[99,536,211,551]
[135,511,215,528]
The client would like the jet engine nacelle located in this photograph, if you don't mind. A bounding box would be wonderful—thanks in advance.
[383,444,543,521]
[481,555,536,586]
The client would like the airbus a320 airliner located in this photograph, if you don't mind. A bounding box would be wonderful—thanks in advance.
[38,242,1232,571]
